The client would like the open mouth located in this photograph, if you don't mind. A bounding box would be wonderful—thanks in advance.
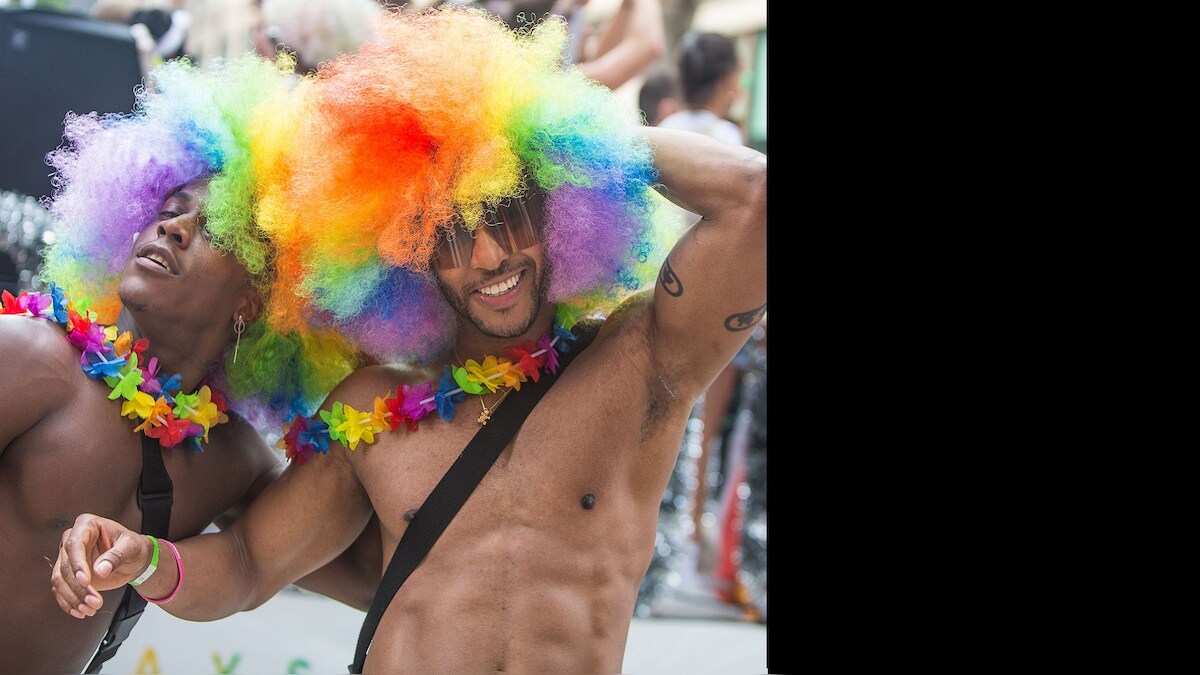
[139,252,171,271]
[477,270,522,298]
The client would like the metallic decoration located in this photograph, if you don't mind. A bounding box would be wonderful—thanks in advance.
[731,336,766,622]
[634,405,702,617]
[0,189,56,295]
[634,324,767,622]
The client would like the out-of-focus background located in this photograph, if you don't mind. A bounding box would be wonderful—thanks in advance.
[0,0,767,671]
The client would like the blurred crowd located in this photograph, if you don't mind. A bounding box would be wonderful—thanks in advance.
[1,0,766,623]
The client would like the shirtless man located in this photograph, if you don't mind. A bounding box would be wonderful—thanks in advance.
[5,55,373,675]
[51,7,766,673]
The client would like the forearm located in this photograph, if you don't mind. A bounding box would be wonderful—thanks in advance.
[577,0,664,90]
[130,530,265,621]
[591,0,630,58]
[638,125,766,220]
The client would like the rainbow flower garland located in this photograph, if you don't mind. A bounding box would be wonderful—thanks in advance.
[1,286,229,450]
[277,324,580,464]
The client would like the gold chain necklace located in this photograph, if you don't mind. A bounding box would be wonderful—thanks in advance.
[476,387,513,425]
[456,348,514,426]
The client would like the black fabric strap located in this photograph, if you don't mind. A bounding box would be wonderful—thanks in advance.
[349,323,599,673]
[84,434,173,674]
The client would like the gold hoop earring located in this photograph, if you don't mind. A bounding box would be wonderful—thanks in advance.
[233,314,245,364]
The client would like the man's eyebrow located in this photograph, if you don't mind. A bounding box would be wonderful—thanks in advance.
[164,186,193,203]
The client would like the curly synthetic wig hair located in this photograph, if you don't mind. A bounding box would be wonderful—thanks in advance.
[257,5,678,363]
[40,53,363,424]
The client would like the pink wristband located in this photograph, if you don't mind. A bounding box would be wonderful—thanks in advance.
[138,539,183,605]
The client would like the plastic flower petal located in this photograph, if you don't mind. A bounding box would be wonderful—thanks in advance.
[133,397,173,432]
[107,362,145,400]
[371,396,400,431]
[462,357,503,393]
[279,415,315,464]
[301,418,331,454]
[400,381,437,421]
[139,357,162,393]
[1,290,18,314]
[503,341,546,382]
[334,404,377,450]
[453,364,486,395]
[144,410,193,448]
[537,334,561,375]
[112,331,134,357]
[48,283,70,325]
[121,391,159,420]
[319,402,348,443]
[173,387,223,440]
[19,292,52,318]
[83,350,128,380]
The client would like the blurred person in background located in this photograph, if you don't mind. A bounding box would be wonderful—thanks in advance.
[637,62,680,126]
[441,0,665,91]
[658,30,745,144]
[91,0,193,63]
[251,0,383,75]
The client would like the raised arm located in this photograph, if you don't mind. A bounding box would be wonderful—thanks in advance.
[641,125,767,399]
[574,0,665,90]
[52,373,383,621]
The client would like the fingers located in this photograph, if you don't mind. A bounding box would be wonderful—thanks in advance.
[51,527,102,618]
[52,513,145,618]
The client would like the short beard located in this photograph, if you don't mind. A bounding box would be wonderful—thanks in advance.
[437,259,544,339]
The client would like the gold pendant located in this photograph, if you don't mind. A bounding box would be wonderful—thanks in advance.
[478,409,491,425]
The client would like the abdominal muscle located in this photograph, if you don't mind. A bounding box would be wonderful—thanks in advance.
[363,519,642,674]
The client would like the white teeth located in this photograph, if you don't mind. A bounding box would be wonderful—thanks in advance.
[142,253,169,270]
[479,271,521,297]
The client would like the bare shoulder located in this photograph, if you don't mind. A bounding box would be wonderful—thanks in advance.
[0,314,79,394]
[322,362,440,411]
[0,314,86,450]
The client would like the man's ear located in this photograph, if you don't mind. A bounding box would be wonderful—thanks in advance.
[235,287,263,326]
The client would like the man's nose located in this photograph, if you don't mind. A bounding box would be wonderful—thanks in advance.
[469,226,510,270]
[157,215,194,248]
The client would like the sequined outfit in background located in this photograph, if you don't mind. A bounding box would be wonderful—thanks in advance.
[637,326,767,622]
[0,190,56,295]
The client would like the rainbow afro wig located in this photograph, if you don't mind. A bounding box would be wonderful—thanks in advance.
[40,53,363,424]
[256,4,678,363]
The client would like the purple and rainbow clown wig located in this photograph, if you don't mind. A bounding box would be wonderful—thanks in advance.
[254,5,679,363]
[40,54,363,425]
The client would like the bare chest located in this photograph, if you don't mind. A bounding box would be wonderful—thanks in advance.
[352,361,692,554]
[2,384,258,541]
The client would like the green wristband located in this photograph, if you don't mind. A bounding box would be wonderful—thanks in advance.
[129,535,160,587]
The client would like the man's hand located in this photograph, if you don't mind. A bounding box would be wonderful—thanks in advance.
[50,513,153,619]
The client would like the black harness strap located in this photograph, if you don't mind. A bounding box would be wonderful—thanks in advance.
[84,434,173,674]
[349,323,599,673]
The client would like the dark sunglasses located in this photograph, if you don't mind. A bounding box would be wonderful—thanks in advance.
[433,192,545,270]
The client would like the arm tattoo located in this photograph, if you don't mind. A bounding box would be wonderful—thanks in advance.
[659,257,683,297]
[724,303,766,332]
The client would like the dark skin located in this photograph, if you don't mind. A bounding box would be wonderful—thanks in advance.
[3,178,378,675]
[53,126,766,673]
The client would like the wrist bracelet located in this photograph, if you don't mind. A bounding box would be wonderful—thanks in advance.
[140,539,184,605]
[128,535,160,587]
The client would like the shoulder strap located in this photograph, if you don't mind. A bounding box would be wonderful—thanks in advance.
[84,435,173,674]
[349,323,600,673]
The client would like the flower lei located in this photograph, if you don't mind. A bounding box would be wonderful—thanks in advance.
[276,324,580,464]
[1,285,229,451]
